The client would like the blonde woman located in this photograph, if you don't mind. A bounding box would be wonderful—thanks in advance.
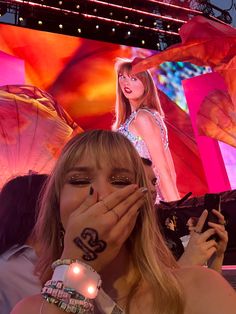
[112,58,180,202]
[12,130,236,314]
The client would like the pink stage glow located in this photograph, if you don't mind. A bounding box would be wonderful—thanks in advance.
[0,51,25,85]
[183,72,231,193]
[218,141,236,189]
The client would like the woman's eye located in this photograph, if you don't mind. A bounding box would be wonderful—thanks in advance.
[68,176,91,185]
[131,76,137,81]
[110,176,133,186]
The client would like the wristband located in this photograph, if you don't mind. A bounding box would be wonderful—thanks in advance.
[52,260,102,299]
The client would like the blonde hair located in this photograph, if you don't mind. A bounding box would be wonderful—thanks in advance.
[112,58,164,130]
[34,130,184,314]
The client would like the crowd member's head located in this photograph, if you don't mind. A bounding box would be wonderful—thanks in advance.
[165,215,178,232]
[186,216,199,233]
[34,129,183,314]
[0,174,48,255]
[112,58,164,130]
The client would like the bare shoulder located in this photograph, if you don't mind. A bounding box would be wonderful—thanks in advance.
[135,109,156,124]
[131,109,163,134]
[11,294,42,314]
[175,266,236,314]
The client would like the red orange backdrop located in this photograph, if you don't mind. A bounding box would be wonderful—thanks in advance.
[0,23,208,196]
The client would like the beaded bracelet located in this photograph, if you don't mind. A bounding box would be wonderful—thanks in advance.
[42,294,94,314]
[41,280,94,314]
[45,280,84,297]
[43,280,91,302]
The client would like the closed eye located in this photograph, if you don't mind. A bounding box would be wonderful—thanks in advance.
[110,175,133,187]
[112,180,132,186]
[68,176,91,186]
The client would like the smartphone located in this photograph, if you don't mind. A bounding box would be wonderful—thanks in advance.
[202,193,221,241]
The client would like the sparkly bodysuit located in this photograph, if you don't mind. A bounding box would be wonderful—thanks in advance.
[117,108,169,202]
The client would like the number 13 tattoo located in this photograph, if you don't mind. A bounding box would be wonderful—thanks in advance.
[73,228,107,261]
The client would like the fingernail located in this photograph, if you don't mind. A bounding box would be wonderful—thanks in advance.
[140,187,148,194]
[89,186,94,195]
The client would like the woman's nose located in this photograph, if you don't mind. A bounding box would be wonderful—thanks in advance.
[92,181,114,200]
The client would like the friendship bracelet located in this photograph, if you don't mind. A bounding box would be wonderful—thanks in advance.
[43,281,91,302]
[42,295,94,314]
[42,293,93,309]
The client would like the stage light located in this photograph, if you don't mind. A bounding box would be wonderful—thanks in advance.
[109,12,113,16]
[93,8,97,13]
[141,40,145,45]
[59,24,63,29]
[127,30,131,36]
[153,22,157,26]
[19,17,24,22]
[112,27,115,32]
[38,20,43,25]
[125,15,129,20]
[77,28,82,33]
[96,24,99,29]
[58,1,62,5]
[139,19,143,23]
[76,5,80,9]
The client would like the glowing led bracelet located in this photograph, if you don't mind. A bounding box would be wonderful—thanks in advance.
[52,261,102,299]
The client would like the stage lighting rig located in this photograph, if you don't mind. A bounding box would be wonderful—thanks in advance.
[0,0,233,51]
[0,3,7,16]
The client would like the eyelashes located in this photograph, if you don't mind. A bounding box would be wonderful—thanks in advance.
[110,176,133,186]
[68,177,90,185]
[67,175,133,186]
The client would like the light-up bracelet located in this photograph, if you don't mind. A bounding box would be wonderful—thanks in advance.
[51,259,102,299]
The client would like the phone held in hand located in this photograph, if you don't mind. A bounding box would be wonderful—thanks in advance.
[202,193,221,241]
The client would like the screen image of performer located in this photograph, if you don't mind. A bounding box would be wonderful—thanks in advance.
[112,58,180,202]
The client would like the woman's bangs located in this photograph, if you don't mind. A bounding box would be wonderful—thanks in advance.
[105,145,136,173]
[57,130,142,184]
[95,137,137,175]
[117,62,132,75]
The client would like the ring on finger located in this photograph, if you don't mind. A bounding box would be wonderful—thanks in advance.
[220,221,226,226]
[111,209,120,222]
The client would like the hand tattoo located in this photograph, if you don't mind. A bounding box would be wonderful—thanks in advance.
[73,228,107,261]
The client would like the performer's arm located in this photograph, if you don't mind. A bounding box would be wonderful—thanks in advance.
[130,110,180,201]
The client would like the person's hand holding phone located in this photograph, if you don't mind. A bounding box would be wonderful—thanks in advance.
[179,210,217,267]
[178,209,228,272]
[208,209,228,258]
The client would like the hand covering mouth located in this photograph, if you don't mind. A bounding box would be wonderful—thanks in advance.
[124,87,132,94]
